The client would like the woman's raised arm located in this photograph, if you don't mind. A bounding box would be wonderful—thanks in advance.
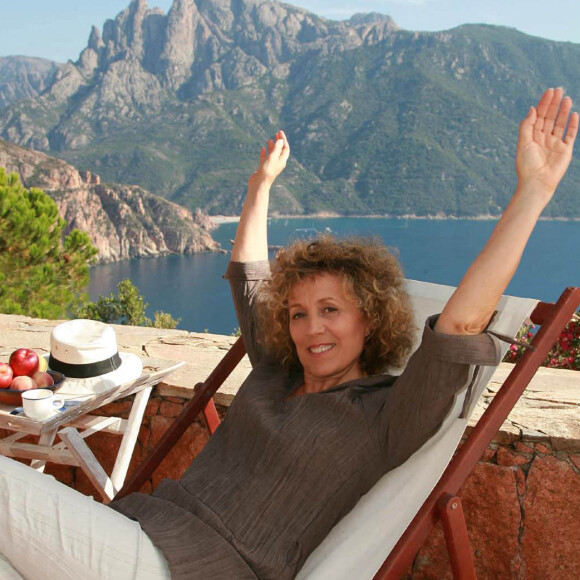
[436,88,578,335]
[231,130,290,262]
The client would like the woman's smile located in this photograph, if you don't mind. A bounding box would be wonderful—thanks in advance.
[307,343,335,355]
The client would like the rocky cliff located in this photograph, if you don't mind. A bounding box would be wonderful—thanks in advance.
[0,139,219,262]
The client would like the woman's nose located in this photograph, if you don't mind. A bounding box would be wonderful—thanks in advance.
[306,314,324,335]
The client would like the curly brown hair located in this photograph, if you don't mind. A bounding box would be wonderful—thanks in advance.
[258,235,416,375]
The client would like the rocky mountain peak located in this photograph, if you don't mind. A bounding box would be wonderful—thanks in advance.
[349,12,398,26]
[101,0,152,62]
[88,26,105,52]
[81,0,400,94]
[0,0,403,153]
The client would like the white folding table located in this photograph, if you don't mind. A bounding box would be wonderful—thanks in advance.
[0,360,184,503]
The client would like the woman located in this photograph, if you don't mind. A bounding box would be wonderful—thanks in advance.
[0,88,577,580]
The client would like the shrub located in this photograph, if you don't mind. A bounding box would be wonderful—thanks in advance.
[503,313,580,370]
[75,279,180,329]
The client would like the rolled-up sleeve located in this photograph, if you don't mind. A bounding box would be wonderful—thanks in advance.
[375,314,502,470]
[224,260,271,366]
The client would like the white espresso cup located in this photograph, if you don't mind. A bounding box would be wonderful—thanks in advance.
[22,389,65,420]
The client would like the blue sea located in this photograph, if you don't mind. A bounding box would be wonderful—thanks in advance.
[88,218,580,335]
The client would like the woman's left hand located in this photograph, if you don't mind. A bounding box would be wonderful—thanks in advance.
[437,88,577,336]
[516,88,578,201]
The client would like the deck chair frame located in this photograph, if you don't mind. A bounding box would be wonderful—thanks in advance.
[375,285,580,579]
[117,285,580,579]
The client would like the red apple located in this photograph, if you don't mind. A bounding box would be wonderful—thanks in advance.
[9,348,40,377]
[10,375,38,391]
[31,371,54,388]
[0,362,13,389]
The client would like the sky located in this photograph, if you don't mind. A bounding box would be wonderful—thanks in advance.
[0,0,578,63]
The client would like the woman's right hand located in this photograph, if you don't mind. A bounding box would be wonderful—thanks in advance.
[232,130,290,262]
[436,88,577,336]
[248,130,290,191]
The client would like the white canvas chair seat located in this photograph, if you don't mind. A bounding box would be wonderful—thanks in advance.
[297,280,537,580]
[0,553,24,580]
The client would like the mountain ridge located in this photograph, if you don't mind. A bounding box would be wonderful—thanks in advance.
[1,0,578,217]
[0,56,63,108]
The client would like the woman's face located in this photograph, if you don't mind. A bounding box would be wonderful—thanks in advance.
[288,272,369,391]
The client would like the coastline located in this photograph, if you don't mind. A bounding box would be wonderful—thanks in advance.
[210,213,580,225]
[210,215,242,224]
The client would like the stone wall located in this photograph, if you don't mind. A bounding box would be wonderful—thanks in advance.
[410,364,580,579]
[412,438,580,579]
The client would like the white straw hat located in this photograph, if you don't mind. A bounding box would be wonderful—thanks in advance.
[48,319,143,396]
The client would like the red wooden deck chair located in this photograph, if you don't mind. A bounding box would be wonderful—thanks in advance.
[117,282,580,580]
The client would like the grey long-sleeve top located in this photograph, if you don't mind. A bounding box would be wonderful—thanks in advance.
[112,261,501,579]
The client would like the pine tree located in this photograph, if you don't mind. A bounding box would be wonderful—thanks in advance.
[0,169,98,318]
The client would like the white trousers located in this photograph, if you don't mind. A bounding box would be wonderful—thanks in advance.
[0,456,170,580]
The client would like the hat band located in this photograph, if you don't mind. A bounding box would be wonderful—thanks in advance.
[49,352,122,379]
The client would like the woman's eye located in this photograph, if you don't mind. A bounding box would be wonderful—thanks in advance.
[291,312,306,320]
[323,306,338,314]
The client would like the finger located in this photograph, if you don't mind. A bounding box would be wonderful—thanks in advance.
[273,137,285,158]
[535,88,555,132]
[267,139,275,154]
[281,144,290,163]
[279,130,289,146]
[543,87,564,134]
[518,105,536,144]
[253,147,267,175]
[564,111,579,146]
[278,130,290,156]
[553,96,573,139]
